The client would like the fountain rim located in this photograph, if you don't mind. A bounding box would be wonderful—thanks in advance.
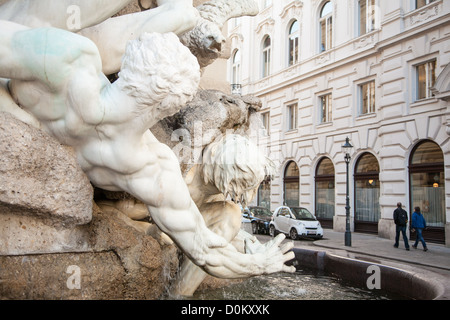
[290,247,449,300]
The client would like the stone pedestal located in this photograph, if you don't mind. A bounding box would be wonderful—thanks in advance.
[0,204,179,300]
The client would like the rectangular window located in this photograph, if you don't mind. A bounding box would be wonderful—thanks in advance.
[416,0,436,9]
[261,111,270,135]
[416,60,436,101]
[360,81,376,114]
[359,0,376,36]
[320,94,332,123]
[286,104,297,131]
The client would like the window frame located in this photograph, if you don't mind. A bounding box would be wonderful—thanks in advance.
[262,35,272,78]
[288,20,300,67]
[231,50,241,85]
[415,0,436,10]
[319,93,332,124]
[359,80,376,115]
[261,111,270,136]
[286,103,298,131]
[284,161,300,207]
[415,59,437,101]
[319,1,333,53]
[358,0,376,36]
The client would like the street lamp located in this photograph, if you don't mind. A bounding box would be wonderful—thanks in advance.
[342,137,353,247]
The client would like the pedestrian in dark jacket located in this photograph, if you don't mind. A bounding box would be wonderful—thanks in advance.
[412,207,428,251]
[393,202,409,250]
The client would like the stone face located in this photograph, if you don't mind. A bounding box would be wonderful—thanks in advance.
[0,112,93,227]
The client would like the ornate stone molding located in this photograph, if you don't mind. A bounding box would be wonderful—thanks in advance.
[405,1,441,28]
[353,31,378,50]
[280,0,303,20]
[228,32,244,48]
[255,17,275,34]
[315,51,330,65]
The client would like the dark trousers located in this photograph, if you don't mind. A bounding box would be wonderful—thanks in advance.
[414,228,427,248]
[394,225,409,249]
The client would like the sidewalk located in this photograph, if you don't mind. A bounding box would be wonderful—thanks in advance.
[304,229,450,274]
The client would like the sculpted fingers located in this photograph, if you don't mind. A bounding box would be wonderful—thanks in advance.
[280,241,294,254]
[272,233,287,247]
[282,264,297,273]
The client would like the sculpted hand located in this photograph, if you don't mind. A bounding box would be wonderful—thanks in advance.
[245,234,296,274]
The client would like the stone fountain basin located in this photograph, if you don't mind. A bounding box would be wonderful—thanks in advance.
[289,248,450,300]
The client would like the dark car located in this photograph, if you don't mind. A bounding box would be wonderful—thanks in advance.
[243,206,273,234]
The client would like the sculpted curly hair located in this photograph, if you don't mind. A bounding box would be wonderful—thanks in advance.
[118,32,200,120]
[201,134,276,206]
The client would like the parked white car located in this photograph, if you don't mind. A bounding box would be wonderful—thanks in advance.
[269,206,323,240]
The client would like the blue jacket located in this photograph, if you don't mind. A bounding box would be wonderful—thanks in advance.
[412,211,427,229]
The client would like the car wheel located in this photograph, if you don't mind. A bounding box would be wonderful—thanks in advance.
[290,228,298,240]
[269,225,277,237]
[251,222,258,234]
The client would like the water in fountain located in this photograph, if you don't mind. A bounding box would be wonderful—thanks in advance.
[189,269,408,300]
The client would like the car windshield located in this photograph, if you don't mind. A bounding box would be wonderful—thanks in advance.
[290,207,316,220]
[250,207,272,217]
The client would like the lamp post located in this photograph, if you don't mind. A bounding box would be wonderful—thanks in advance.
[342,137,353,247]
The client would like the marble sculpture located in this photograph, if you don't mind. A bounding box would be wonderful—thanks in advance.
[0,0,295,294]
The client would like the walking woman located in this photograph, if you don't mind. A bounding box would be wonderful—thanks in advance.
[412,207,428,251]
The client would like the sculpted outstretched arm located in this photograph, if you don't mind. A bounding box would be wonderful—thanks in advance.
[0,21,33,80]
[1,1,200,75]
[0,0,133,31]
[109,135,295,280]
[79,1,200,75]
[0,21,101,83]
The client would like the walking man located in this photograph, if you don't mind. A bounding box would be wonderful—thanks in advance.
[393,202,410,250]
[412,207,428,251]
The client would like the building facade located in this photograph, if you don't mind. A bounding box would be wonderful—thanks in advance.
[227,0,450,245]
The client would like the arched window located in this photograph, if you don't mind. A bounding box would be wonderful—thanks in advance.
[319,1,333,52]
[288,20,299,66]
[354,152,380,234]
[409,140,445,243]
[315,157,335,228]
[232,50,241,85]
[284,161,299,206]
[262,36,272,78]
[257,178,271,210]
